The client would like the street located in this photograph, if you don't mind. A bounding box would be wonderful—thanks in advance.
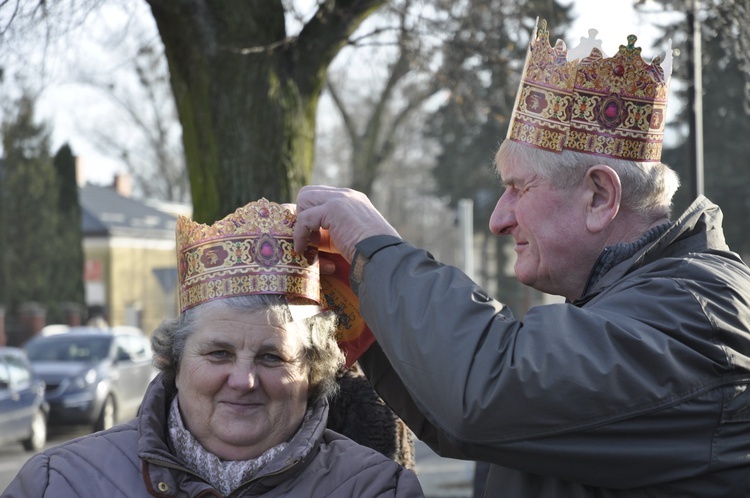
[414,440,475,497]
[1,428,473,497]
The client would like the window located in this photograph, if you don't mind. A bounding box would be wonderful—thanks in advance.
[115,336,151,362]
[6,355,31,386]
[0,357,9,389]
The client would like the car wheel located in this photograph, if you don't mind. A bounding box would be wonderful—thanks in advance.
[22,408,47,452]
[94,395,116,432]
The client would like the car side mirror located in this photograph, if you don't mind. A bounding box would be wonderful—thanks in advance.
[0,379,9,390]
[116,350,132,362]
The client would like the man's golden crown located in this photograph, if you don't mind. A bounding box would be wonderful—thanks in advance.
[507,19,673,162]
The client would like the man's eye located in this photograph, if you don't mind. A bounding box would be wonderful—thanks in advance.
[502,185,519,196]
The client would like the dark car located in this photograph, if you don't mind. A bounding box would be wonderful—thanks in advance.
[24,326,156,432]
[0,347,48,451]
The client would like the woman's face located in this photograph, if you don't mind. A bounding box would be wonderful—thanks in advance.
[176,306,310,460]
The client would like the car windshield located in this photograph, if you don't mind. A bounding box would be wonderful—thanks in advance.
[25,337,112,363]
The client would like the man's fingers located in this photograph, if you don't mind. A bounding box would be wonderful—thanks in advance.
[294,185,396,262]
[293,219,315,255]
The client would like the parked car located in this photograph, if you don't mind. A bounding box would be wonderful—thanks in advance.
[0,347,48,451]
[24,326,156,432]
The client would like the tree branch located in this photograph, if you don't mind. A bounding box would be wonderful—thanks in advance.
[294,0,387,95]
[326,79,358,145]
[0,0,20,35]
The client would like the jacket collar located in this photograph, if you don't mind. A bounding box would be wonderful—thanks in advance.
[578,196,726,301]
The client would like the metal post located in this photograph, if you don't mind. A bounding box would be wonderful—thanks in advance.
[458,199,474,280]
[687,0,705,198]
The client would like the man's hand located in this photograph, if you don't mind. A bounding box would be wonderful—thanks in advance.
[294,186,400,262]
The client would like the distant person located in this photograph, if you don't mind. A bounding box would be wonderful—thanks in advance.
[291,20,750,496]
[3,199,423,497]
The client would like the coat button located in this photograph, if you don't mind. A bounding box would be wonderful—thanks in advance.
[158,482,170,492]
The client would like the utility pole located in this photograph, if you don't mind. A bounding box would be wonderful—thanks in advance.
[686,0,705,198]
[458,199,474,281]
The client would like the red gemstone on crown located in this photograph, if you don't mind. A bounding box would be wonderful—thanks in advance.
[260,241,274,258]
[259,208,269,217]
[604,103,619,119]
[614,65,625,76]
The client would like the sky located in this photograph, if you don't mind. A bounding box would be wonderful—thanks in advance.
[23,0,679,186]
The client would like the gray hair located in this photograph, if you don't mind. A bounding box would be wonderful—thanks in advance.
[495,140,680,218]
[151,294,345,402]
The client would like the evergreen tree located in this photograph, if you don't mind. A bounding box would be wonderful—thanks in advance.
[648,2,750,255]
[51,143,86,322]
[0,93,61,320]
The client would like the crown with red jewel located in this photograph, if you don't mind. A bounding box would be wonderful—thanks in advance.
[507,19,673,162]
[176,199,320,313]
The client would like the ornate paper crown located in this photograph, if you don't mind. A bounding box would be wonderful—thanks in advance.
[507,19,673,162]
[176,199,320,313]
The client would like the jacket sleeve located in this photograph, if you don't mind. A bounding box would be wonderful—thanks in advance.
[2,453,51,498]
[359,343,471,461]
[355,239,731,488]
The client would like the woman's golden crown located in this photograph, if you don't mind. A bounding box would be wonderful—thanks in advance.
[175,199,320,313]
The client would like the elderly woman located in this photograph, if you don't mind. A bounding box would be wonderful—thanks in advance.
[3,200,423,498]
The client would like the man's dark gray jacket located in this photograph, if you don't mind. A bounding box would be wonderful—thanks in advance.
[357,196,750,497]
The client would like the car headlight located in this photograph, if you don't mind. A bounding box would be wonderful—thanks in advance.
[70,368,98,390]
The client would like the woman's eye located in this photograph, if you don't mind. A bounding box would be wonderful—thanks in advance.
[208,350,230,360]
[258,353,283,364]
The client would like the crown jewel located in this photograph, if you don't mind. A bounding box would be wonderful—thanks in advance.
[507,19,673,162]
[176,199,320,313]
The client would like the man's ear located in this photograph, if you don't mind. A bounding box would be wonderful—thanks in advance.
[584,165,621,233]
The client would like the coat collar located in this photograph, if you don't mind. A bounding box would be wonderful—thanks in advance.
[578,196,727,301]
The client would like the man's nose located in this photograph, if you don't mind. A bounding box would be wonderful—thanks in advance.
[489,193,515,236]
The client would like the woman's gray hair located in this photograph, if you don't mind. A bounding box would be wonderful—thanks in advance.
[495,140,681,218]
[151,294,345,402]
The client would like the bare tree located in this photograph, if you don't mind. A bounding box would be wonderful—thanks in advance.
[323,0,444,197]
[77,36,189,202]
[1,0,188,201]
[2,0,389,222]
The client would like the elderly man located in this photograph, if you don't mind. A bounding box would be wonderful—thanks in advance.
[293,20,750,497]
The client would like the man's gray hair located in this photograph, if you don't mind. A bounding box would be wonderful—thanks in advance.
[496,140,680,218]
[151,294,344,402]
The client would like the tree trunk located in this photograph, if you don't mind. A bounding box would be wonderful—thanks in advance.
[146,0,385,223]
